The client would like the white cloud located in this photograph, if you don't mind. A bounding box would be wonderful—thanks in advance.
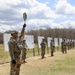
[18,0,60,19]
[27,19,75,29]
[27,19,53,26]
[49,20,75,29]
[0,25,11,32]
[60,20,75,28]
[0,0,75,32]
[55,0,75,15]
[0,0,60,32]
[0,0,21,10]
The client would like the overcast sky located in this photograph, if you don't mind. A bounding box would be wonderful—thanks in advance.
[0,0,75,32]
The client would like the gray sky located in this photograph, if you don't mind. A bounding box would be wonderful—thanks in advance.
[0,0,75,32]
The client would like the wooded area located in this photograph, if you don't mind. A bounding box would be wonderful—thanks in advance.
[26,28,75,43]
[0,28,75,44]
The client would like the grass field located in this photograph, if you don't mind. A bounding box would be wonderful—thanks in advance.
[0,44,75,75]
[0,44,60,63]
[0,44,51,63]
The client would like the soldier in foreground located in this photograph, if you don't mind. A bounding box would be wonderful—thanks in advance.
[40,38,46,59]
[61,39,67,54]
[50,39,55,56]
[21,39,28,63]
[8,24,26,75]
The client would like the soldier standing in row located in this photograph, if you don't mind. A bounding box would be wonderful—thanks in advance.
[72,41,75,49]
[21,39,28,63]
[67,40,70,50]
[8,24,26,75]
[70,40,72,49]
[61,39,67,54]
[50,39,55,56]
[40,38,46,59]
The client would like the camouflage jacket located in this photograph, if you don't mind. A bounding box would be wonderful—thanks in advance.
[8,27,25,60]
[40,41,46,48]
[61,41,67,48]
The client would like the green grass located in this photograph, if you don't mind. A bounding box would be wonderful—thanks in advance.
[0,44,49,63]
[0,44,75,75]
[49,57,75,75]
[21,50,75,75]
[0,44,61,60]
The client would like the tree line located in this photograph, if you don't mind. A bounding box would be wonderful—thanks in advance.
[0,28,75,44]
[26,28,75,43]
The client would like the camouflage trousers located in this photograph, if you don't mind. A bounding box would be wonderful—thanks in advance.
[22,49,26,62]
[10,56,21,75]
[62,48,67,54]
[41,48,45,58]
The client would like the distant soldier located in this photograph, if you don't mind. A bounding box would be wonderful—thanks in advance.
[21,39,28,63]
[67,41,70,50]
[8,24,26,75]
[69,40,72,49]
[40,38,46,59]
[69,40,71,50]
[61,39,67,54]
[50,39,55,56]
[72,41,74,49]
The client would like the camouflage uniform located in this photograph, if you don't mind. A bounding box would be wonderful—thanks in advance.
[21,40,28,63]
[50,40,55,56]
[72,41,75,49]
[70,41,72,49]
[61,39,67,54]
[8,25,25,75]
[40,39,46,59]
[67,41,70,50]
[69,41,71,50]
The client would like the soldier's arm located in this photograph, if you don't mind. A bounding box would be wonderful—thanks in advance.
[8,42,15,60]
[19,24,26,39]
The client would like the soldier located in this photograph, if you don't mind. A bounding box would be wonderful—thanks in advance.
[40,38,46,59]
[61,39,67,54]
[8,24,26,75]
[21,39,28,63]
[50,39,55,56]
[70,40,72,49]
[72,41,75,49]
[69,40,71,50]
[67,41,70,50]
